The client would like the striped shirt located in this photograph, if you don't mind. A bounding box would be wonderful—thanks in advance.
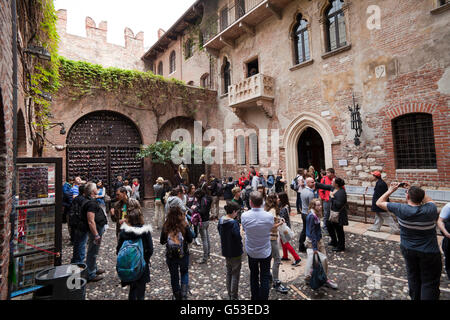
[387,202,439,253]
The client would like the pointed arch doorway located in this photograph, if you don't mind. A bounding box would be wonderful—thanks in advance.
[284,112,336,197]
[297,127,325,172]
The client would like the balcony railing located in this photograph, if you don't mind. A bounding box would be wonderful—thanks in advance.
[228,73,275,108]
[220,0,262,31]
[204,0,293,52]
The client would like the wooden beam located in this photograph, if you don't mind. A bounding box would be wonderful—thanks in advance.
[239,22,255,36]
[220,36,235,49]
[266,2,282,19]
[167,34,178,41]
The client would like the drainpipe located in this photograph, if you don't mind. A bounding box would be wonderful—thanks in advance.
[8,0,18,300]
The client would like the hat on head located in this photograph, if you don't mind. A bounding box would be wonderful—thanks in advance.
[371,170,382,178]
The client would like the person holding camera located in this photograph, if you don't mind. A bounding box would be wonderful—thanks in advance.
[376,182,442,300]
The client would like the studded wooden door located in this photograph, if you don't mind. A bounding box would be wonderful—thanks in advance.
[66,111,143,196]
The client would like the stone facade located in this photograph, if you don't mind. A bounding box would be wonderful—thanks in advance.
[142,0,450,198]
[56,9,145,71]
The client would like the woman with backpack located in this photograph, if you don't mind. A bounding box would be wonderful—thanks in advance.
[160,206,193,300]
[278,192,301,266]
[116,208,153,300]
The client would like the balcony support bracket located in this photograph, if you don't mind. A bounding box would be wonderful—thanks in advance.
[239,22,255,36]
[266,2,282,20]
[220,36,235,49]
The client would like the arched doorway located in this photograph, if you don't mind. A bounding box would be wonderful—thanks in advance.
[17,110,27,157]
[66,111,143,196]
[154,117,205,187]
[297,127,325,172]
[284,112,336,197]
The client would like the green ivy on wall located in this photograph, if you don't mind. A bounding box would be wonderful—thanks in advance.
[31,0,60,130]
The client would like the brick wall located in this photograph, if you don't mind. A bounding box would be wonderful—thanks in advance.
[0,0,13,300]
[56,9,145,70]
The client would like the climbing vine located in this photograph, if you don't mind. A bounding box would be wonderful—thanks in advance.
[30,0,60,130]
[58,56,213,122]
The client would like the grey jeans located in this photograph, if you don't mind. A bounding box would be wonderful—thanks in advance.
[371,212,400,233]
[226,256,242,300]
[270,239,281,281]
[199,221,210,260]
[211,196,220,218]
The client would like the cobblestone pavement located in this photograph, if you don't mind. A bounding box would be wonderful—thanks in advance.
[61,207,450,300]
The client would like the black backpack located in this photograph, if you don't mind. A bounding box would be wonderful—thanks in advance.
[69,196,89,231]
[216,180,224,196]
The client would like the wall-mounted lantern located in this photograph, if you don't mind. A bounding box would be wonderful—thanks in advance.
[348,94,362,146]
[24,44,51,60]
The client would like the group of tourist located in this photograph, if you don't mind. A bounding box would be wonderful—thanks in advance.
[61,164,450,301]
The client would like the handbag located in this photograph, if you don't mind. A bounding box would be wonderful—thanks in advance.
[305,248,327,277]
[310,252,328,290]
[278,222,294,243]
[329,210,340,223]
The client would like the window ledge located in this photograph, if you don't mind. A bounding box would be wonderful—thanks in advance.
[321,43,352,60]
[396,169,438,173]
[430,3,450,15]
[220,93,229,99]
[289,59,314,71]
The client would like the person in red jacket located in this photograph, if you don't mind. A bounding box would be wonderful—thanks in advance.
[247,166,259,181]
[238,172,247,190]
[319,168,335,234]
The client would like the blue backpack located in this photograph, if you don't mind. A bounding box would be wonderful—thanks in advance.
[116,238,146,282]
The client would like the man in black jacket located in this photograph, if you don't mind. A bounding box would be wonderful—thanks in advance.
[368,171,400,234]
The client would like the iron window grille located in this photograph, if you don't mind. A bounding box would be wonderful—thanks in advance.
[392,113,437,169]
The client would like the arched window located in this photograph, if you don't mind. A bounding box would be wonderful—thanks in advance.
[185,39,194,59]
[392,113,437,169]
[169,51,176,74]
[222,58,231,94]
[158,61,163,75]
[292,14,310,64]
[325,0,347,52]
[237,135,246,165]
[200,73,210,88]
[249,133,258,165]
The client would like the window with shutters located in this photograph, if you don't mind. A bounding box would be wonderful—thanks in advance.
[392,113,437,169]
[325,0,347,52]
[169,51,176,74]
[237,135,246,165]
[158,61,163,75]
[200,73,210,88]
[222,57,231,94]
[249,134,258,165]
[292,14,311,64]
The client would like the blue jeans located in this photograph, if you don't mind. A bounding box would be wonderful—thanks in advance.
[247,254,272,300]
[166,254,190,294]
[71,229,88,264]
[86,225,106,280]
[296,192,302,213]
[199,221,210,260]
[322,200,331,230]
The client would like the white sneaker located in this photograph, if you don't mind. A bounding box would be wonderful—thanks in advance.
[325,279,338,289]
[195,238,201,246]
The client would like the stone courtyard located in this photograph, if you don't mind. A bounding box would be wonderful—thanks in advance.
[60,203,450,301]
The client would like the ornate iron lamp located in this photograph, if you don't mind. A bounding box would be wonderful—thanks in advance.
[348,94,362,146]
[24,44,51,60]
[48,122,66,135]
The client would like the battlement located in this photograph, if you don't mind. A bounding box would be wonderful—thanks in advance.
[56,9,145,71]
[56,9,144,51]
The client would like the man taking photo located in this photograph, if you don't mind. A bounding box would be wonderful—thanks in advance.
[376,182,441,300]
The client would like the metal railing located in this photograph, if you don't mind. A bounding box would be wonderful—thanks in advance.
[219,0,265,31]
